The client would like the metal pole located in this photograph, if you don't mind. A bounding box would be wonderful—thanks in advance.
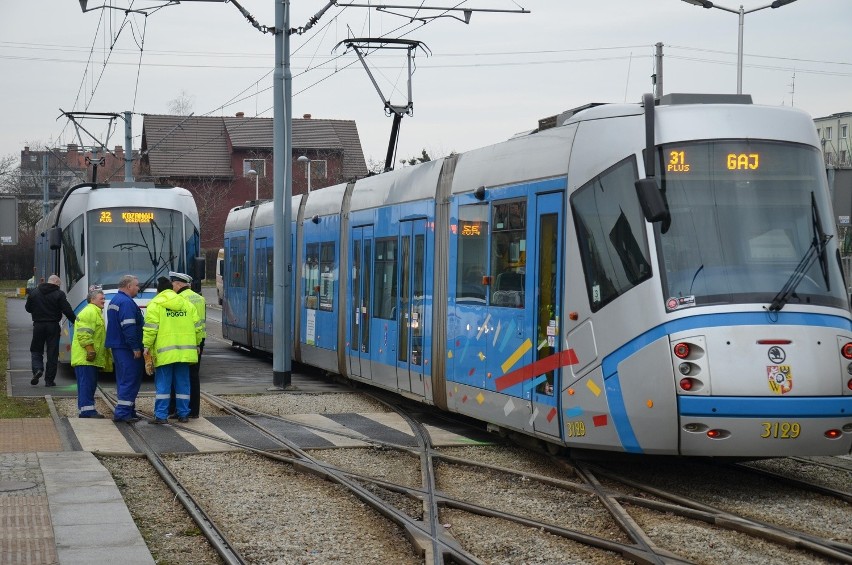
[255,174,259,200]
[307,161,311,193]
[124,111,134,182]
[654,42,664,98]
[737,5,744,94]
[42,154,49,217]
[273,0,292,388]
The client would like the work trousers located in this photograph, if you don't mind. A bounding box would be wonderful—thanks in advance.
[112,348,143,420]
[30,322,60,382]
[168,348,201,417]
[74,365,99,416]
[154,362,190,420]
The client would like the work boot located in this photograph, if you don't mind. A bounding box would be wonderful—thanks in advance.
[31,370,43,385]
[44,381,56,387]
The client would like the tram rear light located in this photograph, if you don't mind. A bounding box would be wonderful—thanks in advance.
[674,342,690,359]
[706,429,722,439]
[848,378,852,391]
[842,342,852,359]
[679,378,693,391]
[824,429,842,439]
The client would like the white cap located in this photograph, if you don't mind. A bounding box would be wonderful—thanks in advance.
[169,271,192,284]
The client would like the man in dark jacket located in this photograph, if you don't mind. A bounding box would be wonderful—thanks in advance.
[25,274,76,387]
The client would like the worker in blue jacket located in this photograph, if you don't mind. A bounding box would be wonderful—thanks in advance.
[105,275,144,423]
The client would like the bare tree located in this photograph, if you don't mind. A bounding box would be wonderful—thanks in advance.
[168,90,195,116]
[184,176,232,248]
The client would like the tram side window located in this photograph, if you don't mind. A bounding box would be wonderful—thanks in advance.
[373,238,398,320]
[319,242,335,311]
[184,216,199,278]
[490,199,527,308]
[229,238,246,288]
[62,214,85,291]
[571,157,652,312]
[304,242,336,311]
[456,204,489,303]
[305,243,320,309]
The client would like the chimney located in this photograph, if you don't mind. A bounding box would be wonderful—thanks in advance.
[303,114,311,119]
[67,144,78,154]
[115,146,123,157]
[236,112,245,118]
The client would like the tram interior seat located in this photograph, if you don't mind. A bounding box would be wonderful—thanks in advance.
[492,271,524,308]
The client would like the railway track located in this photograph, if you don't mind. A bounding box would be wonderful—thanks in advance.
[87,388,851,564]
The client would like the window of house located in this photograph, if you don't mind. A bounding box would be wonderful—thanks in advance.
[825,126,833,141]
[571,156,651,311]
[841,125,848,139]
[816,128,821,139]
[309,160,327,179]
[243,159,266,177]
[826,152,835,166]
[841,150,848,166]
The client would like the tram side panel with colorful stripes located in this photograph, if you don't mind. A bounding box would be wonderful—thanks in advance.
[222,94,852,457]
[34,183,203,362]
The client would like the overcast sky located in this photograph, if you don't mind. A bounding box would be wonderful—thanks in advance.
[2,0,851,169]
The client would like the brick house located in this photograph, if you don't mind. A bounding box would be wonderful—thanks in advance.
[139,113,368,249]
[20,144,135,198]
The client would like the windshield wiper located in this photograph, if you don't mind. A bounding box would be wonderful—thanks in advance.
[768,193,832,312]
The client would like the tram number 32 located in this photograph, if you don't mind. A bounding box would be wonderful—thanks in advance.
[760,421,800,439]
[565,421,586,438]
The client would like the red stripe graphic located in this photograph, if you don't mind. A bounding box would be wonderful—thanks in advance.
[546,407,557,423]
[495,349,579,392]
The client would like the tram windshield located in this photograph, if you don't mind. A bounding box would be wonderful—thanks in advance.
[86,208,186,290]
[657,140,847,311]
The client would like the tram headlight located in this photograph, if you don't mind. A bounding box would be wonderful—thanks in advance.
[847,364,852,376]
[842,342,852,359]
[678,362,691,375]
[674,342,690,359]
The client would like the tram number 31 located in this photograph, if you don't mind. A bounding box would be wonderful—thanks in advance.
[565,420,586,438]
[760,421,800,439]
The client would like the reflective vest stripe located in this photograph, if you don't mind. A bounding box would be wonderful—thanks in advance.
[156,344,197,353]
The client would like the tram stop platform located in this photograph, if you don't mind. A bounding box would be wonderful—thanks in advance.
[0,419,153,565]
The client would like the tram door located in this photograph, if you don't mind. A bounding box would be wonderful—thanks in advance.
[397,220,427,396]
[531,192,564,438]
[349,226,373,379]
[251,237,271,351]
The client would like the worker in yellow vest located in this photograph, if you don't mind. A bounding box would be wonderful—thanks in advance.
[71,287,108,418]
[167,271,206,419]
[143,277,202,424]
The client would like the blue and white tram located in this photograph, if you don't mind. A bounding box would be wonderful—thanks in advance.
[34,182,203,363]
[223,94,852,457]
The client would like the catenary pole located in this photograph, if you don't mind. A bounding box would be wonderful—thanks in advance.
[272,0,292,387]
[124,111,134,182]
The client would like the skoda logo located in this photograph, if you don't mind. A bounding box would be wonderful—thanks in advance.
[767,346,786,364]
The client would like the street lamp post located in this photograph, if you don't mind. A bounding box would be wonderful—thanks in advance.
[681,0,798,94]
[297,156,311,193]
[246,169,259,200]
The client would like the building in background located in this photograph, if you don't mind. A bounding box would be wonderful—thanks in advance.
[139,113,368,249]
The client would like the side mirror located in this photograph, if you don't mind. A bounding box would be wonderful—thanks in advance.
[48,227,62,250]
[635,178,669,223]
[192,256,206,293]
